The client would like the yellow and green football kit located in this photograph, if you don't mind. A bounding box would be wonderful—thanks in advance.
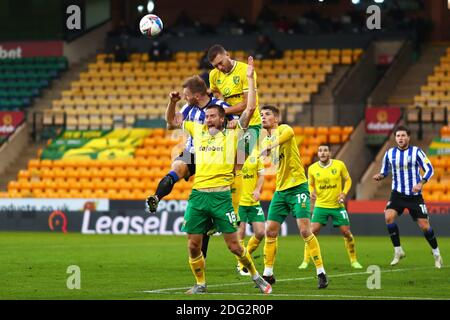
[308,159,352,226]
[302,159,359,267]
[182,121,239,234]
[262,124,324,275]
[210,60,262,214]
[182,120,260,283]
[209,60,261,127]
[262,124,310,223]
[238,149,265,223]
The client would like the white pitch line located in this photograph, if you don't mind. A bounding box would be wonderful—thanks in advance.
[147,291,449,300]
[142,266,448,294]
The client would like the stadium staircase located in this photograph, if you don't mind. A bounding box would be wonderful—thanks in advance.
[307,66,350,126]
[387,44,448,107]
[0,55,94,192]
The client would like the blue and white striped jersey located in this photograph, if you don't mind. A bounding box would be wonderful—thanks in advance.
[380,146,434,196]
[179,97,237,153]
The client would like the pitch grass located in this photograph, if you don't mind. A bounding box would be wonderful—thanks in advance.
[0,232,449,300]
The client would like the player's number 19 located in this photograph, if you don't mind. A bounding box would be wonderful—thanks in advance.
[296,193,308,204]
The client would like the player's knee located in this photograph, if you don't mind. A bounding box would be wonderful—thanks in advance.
[265,229,278,238]
[188,240,201,255]
[300,229,311,239]
[229,243,243,256]
[172,161,188,177]
[255,230,265,240]
[385,214,395,224]
[341,229,352,238]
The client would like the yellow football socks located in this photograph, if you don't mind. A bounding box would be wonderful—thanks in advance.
[236,248,257,276]
[303,242,310,263]
[238,239,246,270]
[247,236,261,255]
[263,236,278,269]
[344,234,357,263]
[304,234,324,271]
[189,254,205,285]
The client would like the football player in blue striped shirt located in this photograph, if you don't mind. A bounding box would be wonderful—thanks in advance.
[373,125,443,268]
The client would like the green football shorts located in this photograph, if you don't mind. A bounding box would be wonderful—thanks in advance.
[237,124,261,164]
[182,189,238,234]
[267,182,311,224]
[238,205,266,223]
[311,206,350,227]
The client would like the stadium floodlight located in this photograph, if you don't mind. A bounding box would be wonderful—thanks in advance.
[352,0,360,4]
[137,5,144,13]
[147,1,155,13]
[374,0,384,3]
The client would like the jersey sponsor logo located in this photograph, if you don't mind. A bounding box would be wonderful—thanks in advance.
[318,184,337,190]
[243,173,255,179]
[198,146,224,152]
[223,87,231,96]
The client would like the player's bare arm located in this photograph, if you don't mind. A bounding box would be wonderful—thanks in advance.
[227,119,238,129]
[253,171,265,201]
[238,56,256,129]
[412,179,427,193]
[166,91,182,130]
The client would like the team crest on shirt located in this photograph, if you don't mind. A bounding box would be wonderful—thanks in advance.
[332,169,337,175]
[207,136,215,144]
[233,75,240,84]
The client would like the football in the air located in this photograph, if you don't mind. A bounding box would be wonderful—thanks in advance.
[139,14,163,37]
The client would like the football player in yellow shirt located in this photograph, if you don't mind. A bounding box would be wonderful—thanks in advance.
[236,148,266,276]
[207,44,262,215]
[298,145,363,270]
[162,56,272,295]
[259,106,328,289]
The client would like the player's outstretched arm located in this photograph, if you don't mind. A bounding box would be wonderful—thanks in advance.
[238,56,256,130]
[166,91,182,130]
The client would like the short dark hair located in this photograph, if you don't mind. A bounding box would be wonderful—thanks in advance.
[182,75,208,95]
[205,104,226,118]
[261,105,279,116]
[207,44,226,62]
[318,144,330,150]
[394,125,410,136]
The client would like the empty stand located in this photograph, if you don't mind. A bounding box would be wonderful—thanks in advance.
[6,126,353,200]
[44,49,362,130]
